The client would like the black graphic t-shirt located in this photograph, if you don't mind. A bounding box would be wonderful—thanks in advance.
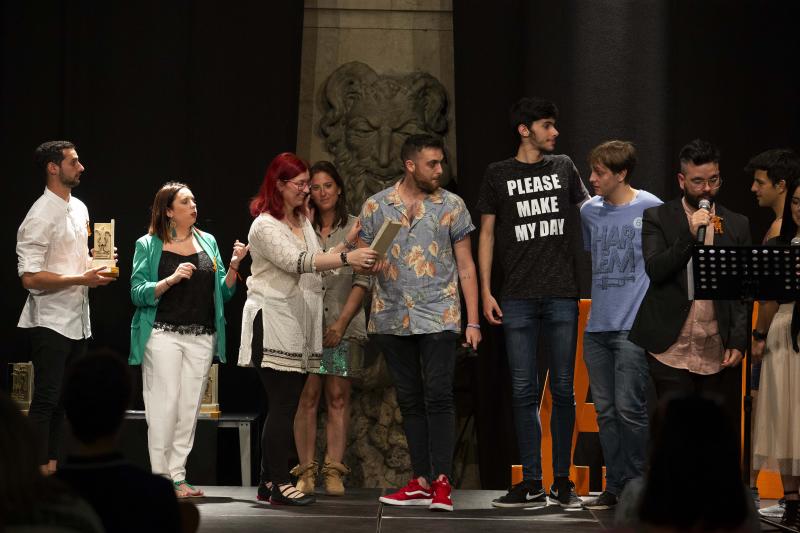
[476,155,589,298]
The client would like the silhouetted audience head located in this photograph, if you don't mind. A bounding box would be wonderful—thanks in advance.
[62,352,131,445]
[0,391,102,531]
[637,393,752,531]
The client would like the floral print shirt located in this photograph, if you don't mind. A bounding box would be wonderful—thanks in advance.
[359,181,475,335]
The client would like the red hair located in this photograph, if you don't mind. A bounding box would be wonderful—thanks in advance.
[249,152,309,219]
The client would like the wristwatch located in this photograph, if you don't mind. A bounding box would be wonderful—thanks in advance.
[340,251,349,266]
[752,329,767,341]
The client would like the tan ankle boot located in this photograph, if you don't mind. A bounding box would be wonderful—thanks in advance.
[321,457,350,496]
[290,461,318,495]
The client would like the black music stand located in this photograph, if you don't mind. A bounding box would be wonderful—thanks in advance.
[691,244,800,488]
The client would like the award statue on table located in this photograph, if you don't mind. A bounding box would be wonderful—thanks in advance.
[200,363,221,418]
[9,362,34,414]
[92,220,119,278]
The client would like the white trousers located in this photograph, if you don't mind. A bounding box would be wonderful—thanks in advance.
[142,328,213,482]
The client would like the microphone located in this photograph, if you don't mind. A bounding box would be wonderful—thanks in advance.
[697,199,712,243]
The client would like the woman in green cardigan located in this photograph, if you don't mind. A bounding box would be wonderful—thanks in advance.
[130,182,247,498]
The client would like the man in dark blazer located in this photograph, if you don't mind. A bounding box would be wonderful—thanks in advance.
[629,139,751,434]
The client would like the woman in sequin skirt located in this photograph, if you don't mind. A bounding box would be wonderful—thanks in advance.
[292,161,370,496]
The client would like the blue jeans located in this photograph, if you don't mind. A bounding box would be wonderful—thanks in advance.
[583,331,649,495]
[371,332,458,481]
[502,298,578,481]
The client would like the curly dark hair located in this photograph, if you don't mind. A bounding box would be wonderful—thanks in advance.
[509,97,559,130]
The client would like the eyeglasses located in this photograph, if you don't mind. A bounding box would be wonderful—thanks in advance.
[285,180,310,192]
[687,176,722,190]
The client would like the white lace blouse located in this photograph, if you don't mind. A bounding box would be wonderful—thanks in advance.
[238,213,328,373]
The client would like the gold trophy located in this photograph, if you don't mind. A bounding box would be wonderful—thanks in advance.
[92,220,119,278]
[200,363,221,418]
[10,362,34,414]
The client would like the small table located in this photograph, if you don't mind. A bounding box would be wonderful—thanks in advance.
[125,410,258,486]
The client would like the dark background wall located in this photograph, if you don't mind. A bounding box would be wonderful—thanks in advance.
[2,1,304,415]
[453,0,800,488]
[3,1,799,489]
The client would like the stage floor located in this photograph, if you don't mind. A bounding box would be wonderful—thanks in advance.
[193,487,615,532]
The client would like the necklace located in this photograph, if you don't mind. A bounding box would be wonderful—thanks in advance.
[286,215,302,229]
[172,230,193,243]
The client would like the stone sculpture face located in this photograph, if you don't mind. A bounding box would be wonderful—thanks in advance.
[320,62,450,213]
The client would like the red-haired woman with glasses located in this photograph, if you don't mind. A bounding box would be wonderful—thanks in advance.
[238,153,378,506]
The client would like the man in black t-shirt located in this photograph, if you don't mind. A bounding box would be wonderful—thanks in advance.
[477,97,589,509]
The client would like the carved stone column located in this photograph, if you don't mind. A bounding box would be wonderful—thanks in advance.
[297,0,457,213]
[296,1,479,490]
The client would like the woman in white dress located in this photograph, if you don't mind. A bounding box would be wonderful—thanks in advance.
[752,175,800,530]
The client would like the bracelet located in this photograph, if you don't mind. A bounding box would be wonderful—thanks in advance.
[345,239,358,251]
[164,278,172,287]
[467,323,481,330]
[340,251,349,266]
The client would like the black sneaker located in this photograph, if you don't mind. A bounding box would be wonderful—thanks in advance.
[582,491,618,510]
[549,479,582,508]
[491,480,547,508]
[780,500,800,531]
[761,498,786,519]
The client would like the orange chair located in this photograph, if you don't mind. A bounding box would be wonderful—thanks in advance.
[511,300,783,498]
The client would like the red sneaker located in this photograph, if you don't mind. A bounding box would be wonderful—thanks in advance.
[429,475,453,512]
[379,478,432,506]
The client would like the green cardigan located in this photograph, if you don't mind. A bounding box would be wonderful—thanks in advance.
[129,230,235,365]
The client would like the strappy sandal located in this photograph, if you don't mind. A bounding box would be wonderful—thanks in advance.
[270,483,315,506]
[174,480,204,498]
[257,481,273,502]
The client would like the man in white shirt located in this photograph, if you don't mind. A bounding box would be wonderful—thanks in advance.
[17,140,114,473]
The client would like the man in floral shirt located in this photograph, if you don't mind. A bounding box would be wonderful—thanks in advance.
[359,134,481,512]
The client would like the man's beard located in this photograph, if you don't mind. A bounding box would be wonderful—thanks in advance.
[683,188,715,209]
[60,173,80,188]
[532,133,555,153]
[416,178,438,194]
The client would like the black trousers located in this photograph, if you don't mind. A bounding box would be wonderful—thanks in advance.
[251,311,306,485]
[27,326,88,464]
[648,354,742,439]
[371,332,458,481]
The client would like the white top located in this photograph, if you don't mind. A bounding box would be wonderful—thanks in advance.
[238,213,329,373]
[17,188,91,340]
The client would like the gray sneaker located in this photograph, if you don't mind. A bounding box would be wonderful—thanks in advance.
[548,479,582,509]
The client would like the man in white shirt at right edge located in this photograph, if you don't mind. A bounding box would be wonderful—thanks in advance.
[17,140,115,474]
[579,141,662,510]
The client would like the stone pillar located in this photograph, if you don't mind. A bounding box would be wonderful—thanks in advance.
[297,0,457,212]
[295,1,480,490]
